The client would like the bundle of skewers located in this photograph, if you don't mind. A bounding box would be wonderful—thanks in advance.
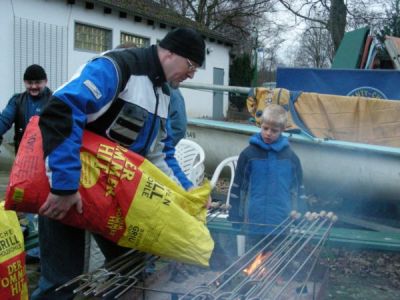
[181,211,338,300]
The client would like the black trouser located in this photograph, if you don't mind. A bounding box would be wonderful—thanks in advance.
[31,216,129,300]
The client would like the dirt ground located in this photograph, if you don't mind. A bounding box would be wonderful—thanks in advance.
[322,248,400,299]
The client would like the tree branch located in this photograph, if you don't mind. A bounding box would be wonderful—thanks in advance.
[278,0,328,26]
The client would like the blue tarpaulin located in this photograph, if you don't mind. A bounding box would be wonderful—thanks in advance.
[276,67,400,100]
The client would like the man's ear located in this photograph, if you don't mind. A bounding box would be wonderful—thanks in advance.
[159,49,174,64]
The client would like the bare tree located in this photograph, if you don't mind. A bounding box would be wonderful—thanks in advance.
[376,0,400,39]
[160,0,277,53]
[293,25,333,67]
[276,0,387,52]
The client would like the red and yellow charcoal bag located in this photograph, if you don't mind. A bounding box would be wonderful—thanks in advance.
[0,202,28,300]
[5,116,214,266]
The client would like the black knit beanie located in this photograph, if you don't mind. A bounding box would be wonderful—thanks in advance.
[159,28,205,66]
[23,64,47,81]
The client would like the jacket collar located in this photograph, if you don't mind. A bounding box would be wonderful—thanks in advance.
[147,45,166,87]
[249,133,289,152]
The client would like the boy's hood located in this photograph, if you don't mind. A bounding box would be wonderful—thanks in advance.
[249,133,289,152]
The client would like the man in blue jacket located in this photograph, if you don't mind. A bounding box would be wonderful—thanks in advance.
[0,64,51,263]
[31,27,205,299]
[0,64,52,153]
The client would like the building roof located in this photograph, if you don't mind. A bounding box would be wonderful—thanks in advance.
[95,0,235,46]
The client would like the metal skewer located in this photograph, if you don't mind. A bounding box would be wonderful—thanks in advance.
[181,211,337,300]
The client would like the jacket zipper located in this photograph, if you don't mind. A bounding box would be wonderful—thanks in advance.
[143,86,160,152]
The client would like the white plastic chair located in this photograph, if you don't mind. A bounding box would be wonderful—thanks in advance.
[210,156,246,256]
[211,156,239,206]
[175,139,205,186]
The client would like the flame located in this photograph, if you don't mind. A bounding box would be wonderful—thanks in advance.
[243,251,271,276]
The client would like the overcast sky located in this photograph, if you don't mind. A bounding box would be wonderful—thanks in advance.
[264,4,307,64]
[262,1,390,64]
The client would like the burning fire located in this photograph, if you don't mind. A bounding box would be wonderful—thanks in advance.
[243,251,272,276]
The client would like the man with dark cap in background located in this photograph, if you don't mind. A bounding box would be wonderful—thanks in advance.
[31,27,206,299]
[0,64,51,264]
[0,64,52,153]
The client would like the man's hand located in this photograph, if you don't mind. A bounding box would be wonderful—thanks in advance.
[39,192,83,220]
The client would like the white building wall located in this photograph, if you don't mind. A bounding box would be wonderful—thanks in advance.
[0,0,19,109]
[0,0,72,103]
[0,0,230,120]
[182,43,230,118]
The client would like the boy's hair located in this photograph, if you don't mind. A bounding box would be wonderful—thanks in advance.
[261,104,287,129]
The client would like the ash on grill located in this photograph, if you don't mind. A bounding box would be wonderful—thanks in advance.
[57,209,336,300]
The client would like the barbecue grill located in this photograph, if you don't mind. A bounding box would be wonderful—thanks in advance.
[57,209,336,299]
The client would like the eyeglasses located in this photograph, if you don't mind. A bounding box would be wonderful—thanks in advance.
[186,59,198,73]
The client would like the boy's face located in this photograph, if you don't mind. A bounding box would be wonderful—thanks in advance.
[260,121,283,144]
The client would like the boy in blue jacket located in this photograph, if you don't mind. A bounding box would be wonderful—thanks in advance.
[228,104,303,236]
